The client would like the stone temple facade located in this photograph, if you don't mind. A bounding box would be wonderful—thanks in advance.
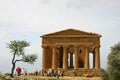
[41,28,101,74]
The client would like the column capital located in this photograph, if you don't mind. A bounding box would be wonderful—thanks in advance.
[41,44,48,48]
[84,46,89,48]
[73,45,79,47]
[73,45,79,50]
[52,45,57,48]
[70,52,73,54]
[94,44,100,48]
[62,45,68,48]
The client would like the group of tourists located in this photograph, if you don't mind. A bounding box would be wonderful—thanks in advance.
[41,69,64,77]
[16,67,27,76]
[16,67,64,77]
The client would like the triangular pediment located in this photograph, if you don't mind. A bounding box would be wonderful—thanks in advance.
[41,28,101,37]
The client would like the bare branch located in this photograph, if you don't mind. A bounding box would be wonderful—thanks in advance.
[15,59,23,63]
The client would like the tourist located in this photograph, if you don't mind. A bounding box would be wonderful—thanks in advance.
[47,69,50,77]
[58,70,61,77]
[16,67,21,76]
[34,70,38,76]
[25,69,27,75]
[61,70,64,77]
[51,69,54,76]
[41,69,44,76]
[21,68,27,75]
[49,68,52,76]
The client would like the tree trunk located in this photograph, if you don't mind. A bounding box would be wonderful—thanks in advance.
[10,52,16,77]
[10,63,15,77]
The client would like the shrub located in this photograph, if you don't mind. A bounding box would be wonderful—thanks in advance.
[100,69,109,80]
[4,73,11,77]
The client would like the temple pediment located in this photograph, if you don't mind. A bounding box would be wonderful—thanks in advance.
[41,28,101,37]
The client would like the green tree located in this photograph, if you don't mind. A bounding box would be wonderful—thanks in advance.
[107,42,120,80]
[100,68,109,80]
[7,40,38,77]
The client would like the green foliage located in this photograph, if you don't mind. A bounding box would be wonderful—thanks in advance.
[7,40,29,56]
[100,68,109,80]
[0,73,7,80]
[4,73,11,77]
[23,54,38,64]
[107,42,120,80]
[0,72,2,78]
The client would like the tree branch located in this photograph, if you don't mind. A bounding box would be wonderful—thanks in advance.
[15,59,24,63]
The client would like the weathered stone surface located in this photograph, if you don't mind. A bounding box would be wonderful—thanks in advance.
[41,28,101,74]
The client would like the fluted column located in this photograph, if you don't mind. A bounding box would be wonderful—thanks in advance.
[52,46,57,69]
[42,45,47,70]
[63,46,68,69]
[70,53,73,68]
[84,47,89,69]
[74,46,79,69]
[95,46,100,69]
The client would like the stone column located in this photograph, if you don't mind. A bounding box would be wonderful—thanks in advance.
[57,49,60,68]
[74,46,79,69]
[84,47,89,69]
[63,46,68,69]
[70,53,73,68]
[52,46,57,69]
[42,45,47,70]
[95,46,100,69]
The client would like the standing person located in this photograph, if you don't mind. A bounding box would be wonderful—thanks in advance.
[34,70,38,76]
[21,68,26,75]
[61,70,64,77]
[16,67,21,76]
[58,70,61,77]
[25,69,27,75]
[47,69,50,77]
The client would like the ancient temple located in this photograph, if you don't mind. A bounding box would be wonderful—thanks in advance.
[41,28,101,73]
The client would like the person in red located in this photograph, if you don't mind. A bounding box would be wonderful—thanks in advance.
[16,67,21,76]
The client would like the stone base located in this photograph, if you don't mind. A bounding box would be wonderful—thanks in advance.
[63,69,101,77]
[40,76,102,80]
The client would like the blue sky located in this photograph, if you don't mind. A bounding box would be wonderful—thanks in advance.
[0,0,120,73]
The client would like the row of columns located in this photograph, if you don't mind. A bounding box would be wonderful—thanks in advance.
[42,45,100,70]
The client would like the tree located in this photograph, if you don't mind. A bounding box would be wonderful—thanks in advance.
[7,40,38,77]
[100,68,109,80]
[107,42,120,80]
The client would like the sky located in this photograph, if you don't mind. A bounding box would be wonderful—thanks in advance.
[0,0,120,73]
